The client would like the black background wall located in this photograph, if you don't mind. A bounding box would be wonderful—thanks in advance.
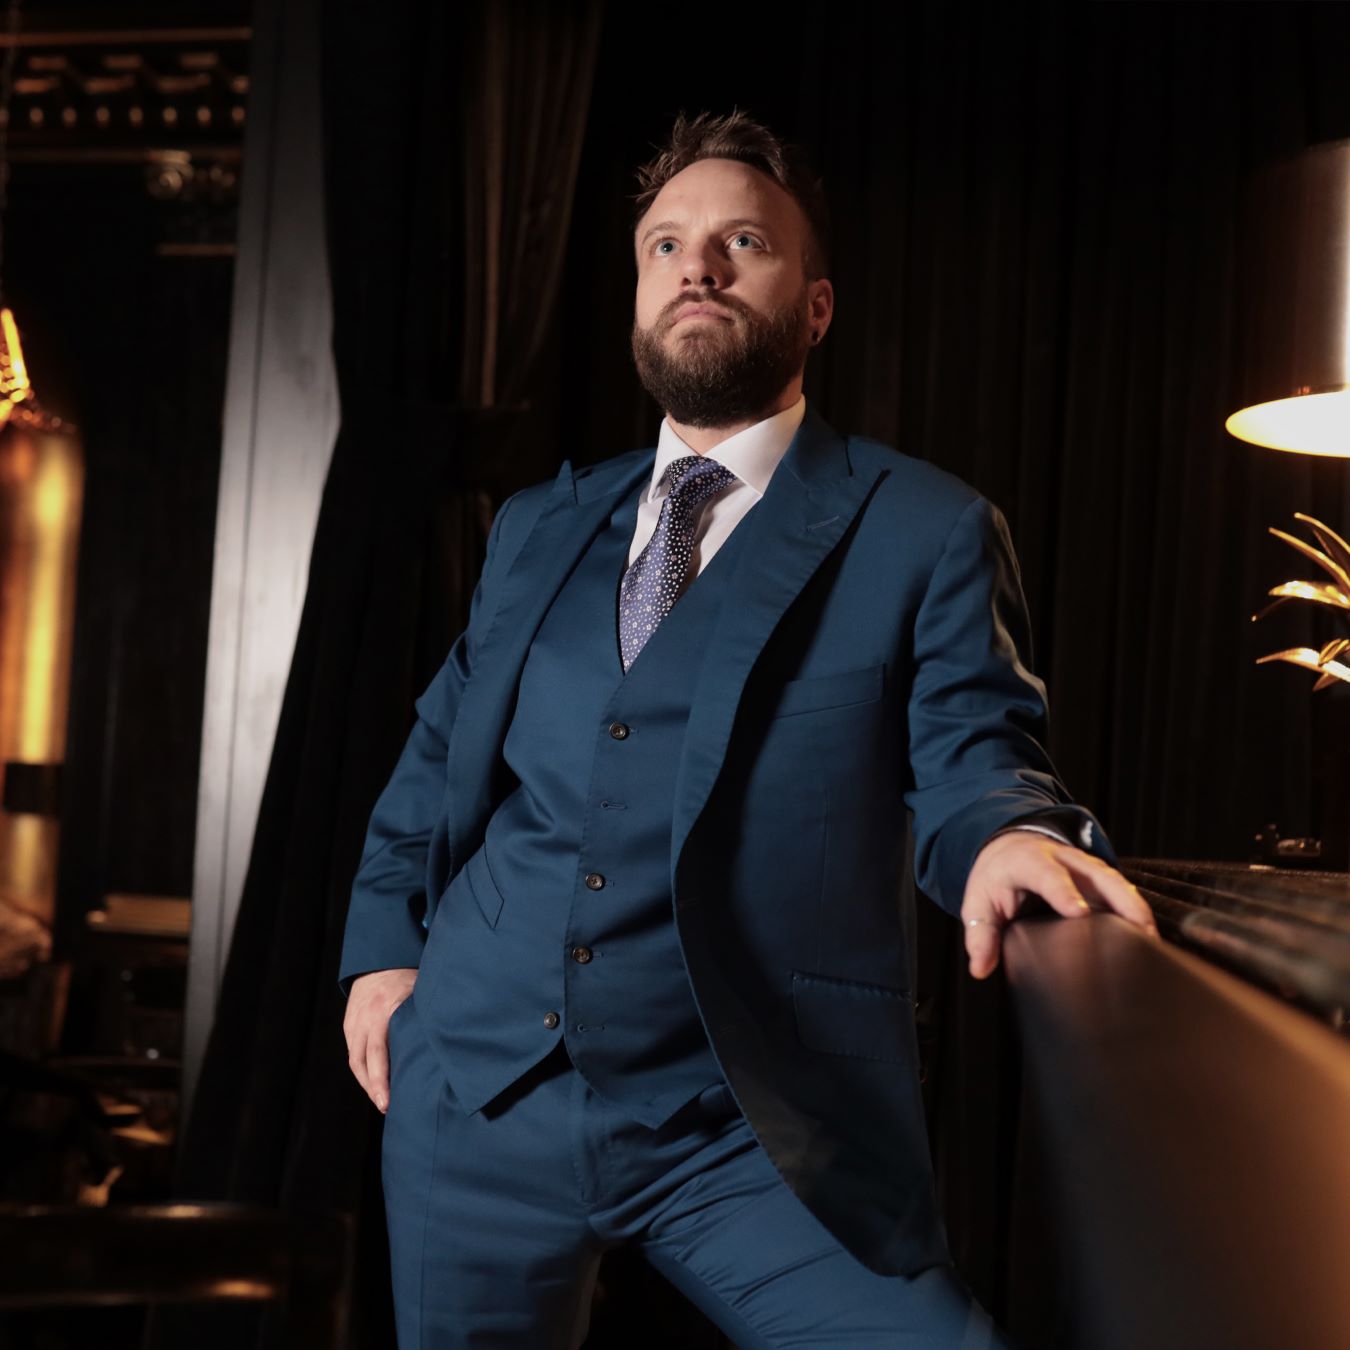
[43,0,1350,926]
[144,2,1350,1348]
[536,0,1350,866]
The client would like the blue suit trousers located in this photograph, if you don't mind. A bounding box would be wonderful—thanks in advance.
[381,995,1012,1349]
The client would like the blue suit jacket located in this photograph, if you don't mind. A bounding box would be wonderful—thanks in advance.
[338,404,1114,1277]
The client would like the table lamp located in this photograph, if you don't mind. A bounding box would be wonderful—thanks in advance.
[1233,140,1350,686]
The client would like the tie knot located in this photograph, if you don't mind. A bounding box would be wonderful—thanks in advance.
[663,453,736,500]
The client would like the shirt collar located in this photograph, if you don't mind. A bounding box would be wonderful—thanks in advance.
[648,396,807,503]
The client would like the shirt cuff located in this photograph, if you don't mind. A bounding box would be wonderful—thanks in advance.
[995,822,1075,847]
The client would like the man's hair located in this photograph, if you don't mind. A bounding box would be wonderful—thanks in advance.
[632,110,832,280]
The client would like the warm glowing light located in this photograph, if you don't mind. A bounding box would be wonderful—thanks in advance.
[0,307,33,431]
[1,309,29,390]
[1225,389,1350,457]
[20,438,79,761]
[0,424,84,926]
[206,1279,272,1299]
[6,815,48,910]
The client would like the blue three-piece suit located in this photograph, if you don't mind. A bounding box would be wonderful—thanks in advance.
[338,405,1113,1348]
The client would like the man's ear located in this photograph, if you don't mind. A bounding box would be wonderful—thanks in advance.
[808,277,835,339]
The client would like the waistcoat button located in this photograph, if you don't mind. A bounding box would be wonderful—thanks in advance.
[543,1011,560,1030]
[571,946,593,964]
[608,722,630,739]
[585,872,605,890]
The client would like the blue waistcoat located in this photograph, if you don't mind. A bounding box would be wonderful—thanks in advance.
[433,479,753,1128]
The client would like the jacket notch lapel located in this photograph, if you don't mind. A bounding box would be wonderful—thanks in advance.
[669,413,884,884]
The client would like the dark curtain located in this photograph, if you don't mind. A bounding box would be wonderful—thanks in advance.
[549,0,1350,861]
[817,4,1350,1335]
[799,13,1350,1327]
[523,0,1350,1337]
[155,1,1350,1347]
[148,4,602,1348]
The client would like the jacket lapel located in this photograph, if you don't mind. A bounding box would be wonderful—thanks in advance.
[668,408,884,885]
[442,449,654,873]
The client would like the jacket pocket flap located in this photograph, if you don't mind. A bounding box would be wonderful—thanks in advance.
[465,847,505,928]
[773,663,885,718]
[791,970,915,1063]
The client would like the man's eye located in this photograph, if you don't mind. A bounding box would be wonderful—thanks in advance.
[654,239,676,255]
[730,234,760,249]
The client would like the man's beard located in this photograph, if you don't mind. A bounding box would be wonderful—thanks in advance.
[630,288,812,429]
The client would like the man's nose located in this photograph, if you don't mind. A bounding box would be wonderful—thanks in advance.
[680,239,730,288]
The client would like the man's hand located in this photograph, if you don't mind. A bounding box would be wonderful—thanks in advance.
[961,831,1158,979]
[344,968,418,1113]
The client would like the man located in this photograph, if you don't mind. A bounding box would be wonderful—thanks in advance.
[339,111,1156,1349]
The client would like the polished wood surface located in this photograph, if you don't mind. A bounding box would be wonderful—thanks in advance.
[1124,858,1350,1030]
[1005,912,1350,1350]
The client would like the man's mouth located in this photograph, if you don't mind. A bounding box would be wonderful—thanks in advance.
[671,302,733,326]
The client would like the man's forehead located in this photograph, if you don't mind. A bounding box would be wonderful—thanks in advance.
[635,160,798,236]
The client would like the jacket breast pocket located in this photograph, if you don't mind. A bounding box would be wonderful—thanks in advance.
[791,970,916,1064]
[772,662,885,718]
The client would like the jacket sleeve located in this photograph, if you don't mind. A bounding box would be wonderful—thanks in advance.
[336,492,517,998]
[903,495,1116,919]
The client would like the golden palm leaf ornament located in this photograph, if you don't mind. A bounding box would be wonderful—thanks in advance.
[1296,512,1350,580]
[1255,515,1350,689]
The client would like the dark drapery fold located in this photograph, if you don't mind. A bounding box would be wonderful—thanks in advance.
[150,1,1350,1345]
[458,1,602,416]
[149,3,602,1347]
[543,2,1350,1335]
[784,5,1350,1333]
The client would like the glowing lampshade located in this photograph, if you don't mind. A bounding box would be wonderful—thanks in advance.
[1227,391,1350,458]
[1226,140,1350,457]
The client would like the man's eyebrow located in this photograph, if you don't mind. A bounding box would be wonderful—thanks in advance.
[639,219,679,247]
[638,218,773,248]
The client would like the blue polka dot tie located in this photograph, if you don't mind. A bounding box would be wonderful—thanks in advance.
[619,454,738,672]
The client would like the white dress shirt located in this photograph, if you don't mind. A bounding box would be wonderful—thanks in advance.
[624,396,806,573]
[622,398,1072,854]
